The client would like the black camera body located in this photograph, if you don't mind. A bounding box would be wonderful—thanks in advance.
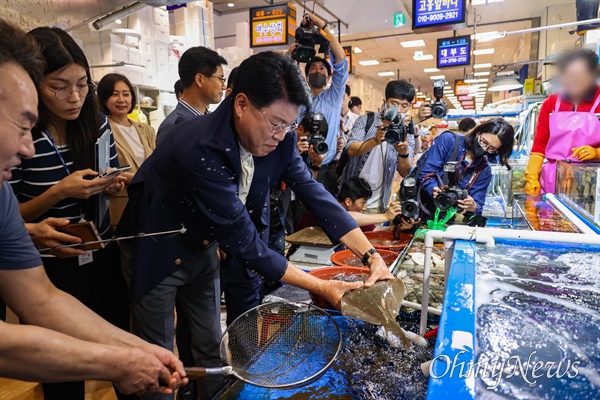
[383,123,412,145]
[304,112,329,155]
[292,15,330,63]
[399,176,421,220]
[431,79,448,119]
[433,161,468,211]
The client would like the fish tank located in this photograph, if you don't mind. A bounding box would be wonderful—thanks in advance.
[428,239,600,400]
[512,195,580,232]
[556,161,600,228]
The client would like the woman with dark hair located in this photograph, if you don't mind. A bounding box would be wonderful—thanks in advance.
[414,118,515,218]
[9,27,132,400]
[97,73,156,229]
[525,48,600,195]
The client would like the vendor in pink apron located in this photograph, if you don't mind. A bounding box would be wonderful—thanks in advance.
[525,49,600,196]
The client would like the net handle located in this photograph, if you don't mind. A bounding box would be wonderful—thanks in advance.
[167,366,233,380]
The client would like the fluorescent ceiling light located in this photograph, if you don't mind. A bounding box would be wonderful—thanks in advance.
[424,68,440,73]
[353,47,362,53]
[472,0,505,5]
[474,63,492,69]
[359,60,380,66]
[413,54,434,61]
[474,31,506,42]
[444,85,451,89]
[401,40,425,48]
[489,72,523,92]
[474,71,490,76]
[329,29,335,34]
[227,2,235,7]
[429,75,446,80]
[378,71,395,77]
[417,91,423,95]
[463,78,478,84]
[425,98,431,101]
[115,19,122,24]
[473,78,489,83]
[473,48,495,55]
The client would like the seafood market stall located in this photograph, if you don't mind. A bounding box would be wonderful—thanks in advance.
[427,228,600,400]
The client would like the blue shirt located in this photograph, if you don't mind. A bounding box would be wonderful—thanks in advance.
[415,131,491,215]
[342,112,415,212]
[0,182,42,270]
[297,55,349,165]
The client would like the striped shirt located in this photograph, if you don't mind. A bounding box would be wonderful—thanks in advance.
[9,115,119,239]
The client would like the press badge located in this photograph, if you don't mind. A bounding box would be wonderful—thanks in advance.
[78,251,94,266]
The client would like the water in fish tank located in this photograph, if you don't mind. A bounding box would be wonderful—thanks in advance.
[219,318,433,400]
[475,244,600,399]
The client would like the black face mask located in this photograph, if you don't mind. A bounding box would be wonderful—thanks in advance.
[472,136,487,158]
[308,72,327,89]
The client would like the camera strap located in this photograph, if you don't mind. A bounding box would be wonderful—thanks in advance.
[440,132,462,186]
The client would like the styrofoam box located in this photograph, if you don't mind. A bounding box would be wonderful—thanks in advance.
[85,43,128,65]
[154,27,169,43]
[153,7,169,28]
[139,37,155,56]
[142,55,156,71]
[127,14,153,37]
[126,48,142,65]
[78,31,122,46]
[142,69,157,88]
[122,33,140,48]
[154,40,170,61]
[91,66,143,86]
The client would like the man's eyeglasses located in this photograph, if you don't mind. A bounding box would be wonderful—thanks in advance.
[202,73,226,85]
[248,97,298,134]
[45,83,96,101]
[477,135,499,154]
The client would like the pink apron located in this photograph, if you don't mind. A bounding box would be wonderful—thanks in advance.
[540,95,600,194]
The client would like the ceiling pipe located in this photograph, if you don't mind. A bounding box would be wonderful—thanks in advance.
[478,16,600,41]
[92,2,147,30]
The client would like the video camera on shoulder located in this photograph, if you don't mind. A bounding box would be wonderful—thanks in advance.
[292,14,330,63]
[433,162,468,211]
[431,79,448,119]
[300,112,329,155]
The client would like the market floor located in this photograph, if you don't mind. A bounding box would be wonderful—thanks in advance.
[1,309,229,400]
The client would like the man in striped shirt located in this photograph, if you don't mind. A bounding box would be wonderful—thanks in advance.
[156,47,228,146]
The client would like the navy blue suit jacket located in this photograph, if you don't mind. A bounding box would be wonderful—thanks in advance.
[120,98,358,300]
[156,101,198,146]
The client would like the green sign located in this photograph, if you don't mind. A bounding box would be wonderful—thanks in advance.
[393,12,406,27]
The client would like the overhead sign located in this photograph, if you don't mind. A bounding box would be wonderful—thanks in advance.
[250,3,296,48]
[393,12,406,27]
[437,35,471,69]
[454,79,471,96]
[412,0,467,31]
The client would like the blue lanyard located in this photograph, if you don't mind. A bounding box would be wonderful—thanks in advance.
[44,131,71,175]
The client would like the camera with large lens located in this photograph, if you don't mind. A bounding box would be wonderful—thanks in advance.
[383,122,412,145]
[303,112,329,155]
[292,14,331,63]
[431,79,448,119]
[433,162,469,211]
[399,175,421,220]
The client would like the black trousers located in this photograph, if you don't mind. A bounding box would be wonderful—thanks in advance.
[41,242,134,400]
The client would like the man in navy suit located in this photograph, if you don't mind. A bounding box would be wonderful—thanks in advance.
[156,46,227,146]
[119,52,393,399]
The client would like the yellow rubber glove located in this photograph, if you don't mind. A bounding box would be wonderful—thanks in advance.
[572,145,600,161]
[525,152,545,196]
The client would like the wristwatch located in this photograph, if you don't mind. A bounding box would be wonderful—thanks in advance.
[361,248,379,266]
[310,164,321,171]
[398,153,409,158]
[322,23,328,31]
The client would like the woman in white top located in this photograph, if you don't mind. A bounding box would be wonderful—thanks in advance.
[97,73,156,228]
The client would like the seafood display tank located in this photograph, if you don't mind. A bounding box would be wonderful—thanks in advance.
[428,238,600,400]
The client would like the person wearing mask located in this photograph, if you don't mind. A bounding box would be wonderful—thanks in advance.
[349,96,363,115]
[118,52,394,399]
[97,73,156,230]
[1,21,185,398]
[525,48,600,196]
[174,79,183,100]
[415,119,515,219]
[156,46,227,145]
[342,80,425,214]
[458,117,476,135]
[292,13,348,196]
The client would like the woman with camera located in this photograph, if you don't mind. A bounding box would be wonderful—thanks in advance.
[412,118,515,220]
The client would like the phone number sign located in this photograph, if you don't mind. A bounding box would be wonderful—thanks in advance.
[252,19,286,46]
[412,0,466,31]
[437,35,471,68]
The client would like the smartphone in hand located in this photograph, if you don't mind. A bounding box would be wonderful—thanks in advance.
[97,165,131,179]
